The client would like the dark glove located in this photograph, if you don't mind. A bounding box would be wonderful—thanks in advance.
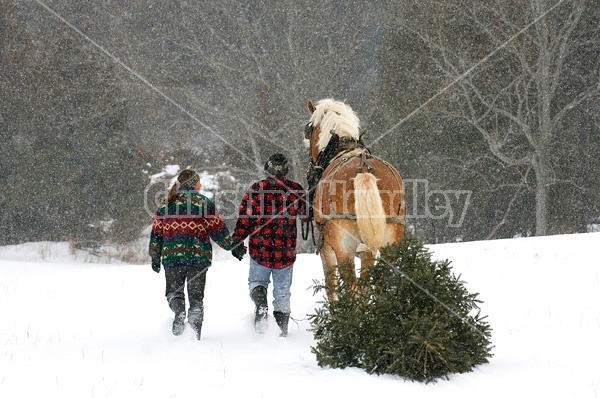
[231,244,247,261]
[151,257,161,273]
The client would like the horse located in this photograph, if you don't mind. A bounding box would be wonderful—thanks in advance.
[304,98,406,301]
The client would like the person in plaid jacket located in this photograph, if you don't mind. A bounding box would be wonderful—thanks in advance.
[233,153,307,336]
[149,169,246,339]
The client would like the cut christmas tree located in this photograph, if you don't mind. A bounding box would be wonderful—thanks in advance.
[309,236,493,383]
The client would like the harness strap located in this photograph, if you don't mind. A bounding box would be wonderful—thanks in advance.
[306,134,365,222]
[357,151,374,173]
[320,213,406,224]
[306,135,405,253]
[316,151,406,226]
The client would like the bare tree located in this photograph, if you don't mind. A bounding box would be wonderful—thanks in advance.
[151,0,385,182]
[395,0,599,236]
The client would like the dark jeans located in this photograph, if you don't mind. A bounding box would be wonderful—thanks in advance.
[165,266,207,323]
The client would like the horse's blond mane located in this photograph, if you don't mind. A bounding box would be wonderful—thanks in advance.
[309,99,360,152]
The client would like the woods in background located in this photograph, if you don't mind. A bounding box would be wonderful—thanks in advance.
[1,0,598,249]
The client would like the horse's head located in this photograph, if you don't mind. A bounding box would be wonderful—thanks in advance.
[305,98,360,163]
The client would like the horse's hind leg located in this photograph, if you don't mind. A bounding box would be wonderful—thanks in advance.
[328,221,359,294]
[320,242,339,302]
[322,241,357,300]
[358,250,377,281]
[335,243,357,292]
[336,256,357,293]
[385,222,405,247]
[360,223,404,280]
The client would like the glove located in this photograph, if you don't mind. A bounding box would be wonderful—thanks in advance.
[231,244,247,261]
[151,257,161,273]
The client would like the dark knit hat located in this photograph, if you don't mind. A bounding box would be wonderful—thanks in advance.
[177,169,200,188]
[264,153,289,176]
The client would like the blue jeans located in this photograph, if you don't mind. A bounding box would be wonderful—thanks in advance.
[248,257,293,313]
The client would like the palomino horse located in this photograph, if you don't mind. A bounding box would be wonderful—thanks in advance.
[304,98,406,301]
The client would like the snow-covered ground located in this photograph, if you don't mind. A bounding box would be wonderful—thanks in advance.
[1,233,599,397]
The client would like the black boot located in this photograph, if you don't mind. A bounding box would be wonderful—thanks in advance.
[188,306,204,340]
[273,311,290,337]
[172,311,186,336]
[168,293,186,336]
[251,286,268,334]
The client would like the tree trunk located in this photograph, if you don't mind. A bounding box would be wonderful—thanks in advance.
[533,157,552,236]
[248,135,263,177]
[288,149,304,185]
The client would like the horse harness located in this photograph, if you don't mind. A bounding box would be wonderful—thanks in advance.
[306,131,368,214]
[315,149,405,224]
[302,127,405,250]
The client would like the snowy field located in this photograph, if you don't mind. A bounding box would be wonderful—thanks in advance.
[1,233,599,398]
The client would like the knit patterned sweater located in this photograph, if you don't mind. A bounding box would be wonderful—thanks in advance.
[149,188,236,269]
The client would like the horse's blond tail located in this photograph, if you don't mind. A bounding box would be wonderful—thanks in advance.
[354,173,386,255]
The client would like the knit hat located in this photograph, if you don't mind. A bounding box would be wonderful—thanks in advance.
[264,153,289,176]
[177,169,200,188]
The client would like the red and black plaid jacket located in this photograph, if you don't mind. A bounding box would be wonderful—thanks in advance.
[234,176,307,269]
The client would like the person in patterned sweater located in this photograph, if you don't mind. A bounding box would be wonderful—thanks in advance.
[233,154,307,336]
[149,169,246,339]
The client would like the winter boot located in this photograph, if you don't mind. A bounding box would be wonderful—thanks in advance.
[188,306,204,340]
[273,311,290,337]
[172,311,186,336]
[168,293,186,336]
[251,286,268,334]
